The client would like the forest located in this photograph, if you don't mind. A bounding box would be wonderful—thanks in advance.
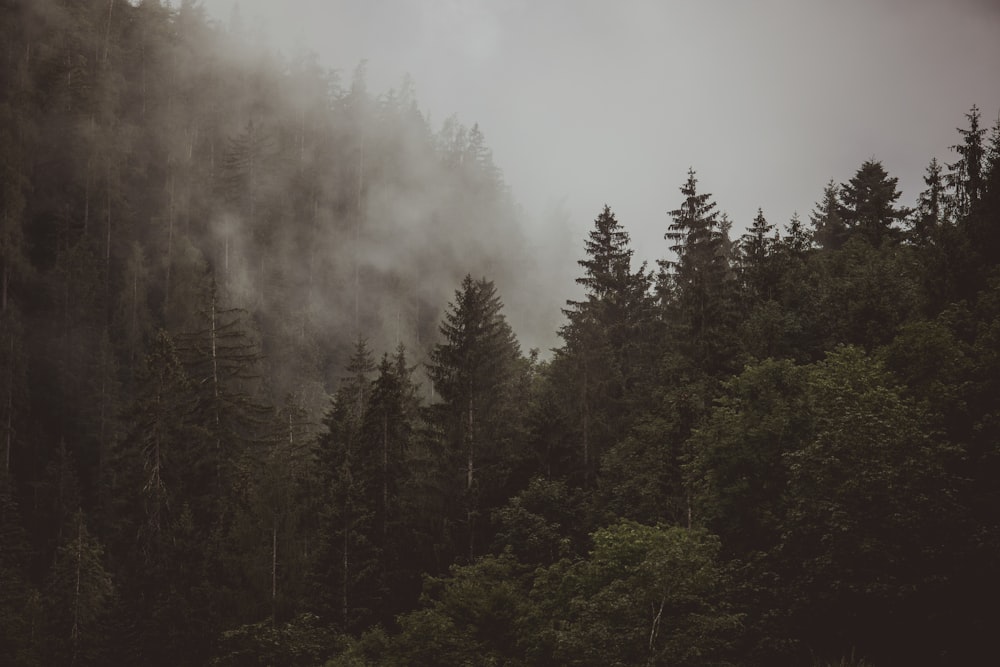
[2,1,1000,665]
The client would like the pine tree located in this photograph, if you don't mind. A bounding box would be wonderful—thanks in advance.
[428,276,525,562]
[911,157,948,246]
[313,337,377,630]
[0,307,27,478]
[172,279,272,517]
[948,105,987,219]
[120,330,198,551]
[555,205,653,483]
[781,211,812,256]
[660,169,738,377]
[810,180,847,250]
[358,346,421,623]
[43,510,113,666]
[968,110,1000,270]
[838,159,909,247]
[0,474,35,666]
[738,208,779,302]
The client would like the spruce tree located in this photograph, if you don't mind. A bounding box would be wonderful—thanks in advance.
[838,159,909,247]
[738,207,779,302]
[313,337,377,630]
[427,275,525,562]
[556,205,653,483]
[912,157,948,245]
[660,169,738,377]
[948,104,987,219]
[810,180,847,250]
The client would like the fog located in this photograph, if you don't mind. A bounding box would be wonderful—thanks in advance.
[200,0,1000,263]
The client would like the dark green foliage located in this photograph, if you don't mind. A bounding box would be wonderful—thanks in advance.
[911,157,949,245]
[43,510,114,666]
[688,359,811,558]
[526,521,742,666]
[838,159,910,247]
[390,553,532,666]
[493,476,589,565]
[0,476,37,667]
[811,180,847,250]
[689,348,961,664]
[313,338,378,630]
[553,205,655,483]
[948,105,988,219]
[660,169,740,378]
[212,613,336,667]
[427,276,528,562]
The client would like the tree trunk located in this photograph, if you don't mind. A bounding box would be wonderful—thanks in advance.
[103,0,116,64]
[467,398,474,490]
[382,410,388,541]
[71,514,83,666]
[342,498,349,627]
[648,595,666,664]
[272,517,277,625]
[4,340,11,475]
[165,172,175,316]
[354,133,364,335]
[582,357,590,484]
[467,397,474,560]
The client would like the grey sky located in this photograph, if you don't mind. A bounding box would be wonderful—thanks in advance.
[199,0,1000,266]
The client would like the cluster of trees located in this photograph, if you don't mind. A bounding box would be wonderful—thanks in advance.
[2,1,1000,665]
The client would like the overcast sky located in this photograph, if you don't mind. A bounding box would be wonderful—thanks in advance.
[198,0,1000,264]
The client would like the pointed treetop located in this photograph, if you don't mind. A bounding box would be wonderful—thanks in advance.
[576,205,634,298]
[810,179,846,250]
[838,159,908,246]
[782,212,812,255]
[666,169,721,249]
[948,104,988,217]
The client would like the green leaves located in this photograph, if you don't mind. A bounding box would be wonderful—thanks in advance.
[364,522,740,667]
[530,522,741,667]
[689,347,959,661]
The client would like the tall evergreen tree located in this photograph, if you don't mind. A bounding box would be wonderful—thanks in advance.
[43,510,114,666]
[810,180,847,250]
[358,346,421,623]
[838,159,909,247]
[948,104,987,219]
[427,275,525,562]
[911,157,948,246]
[313,337,377,630]
[738,208,779,302]
[555,205,653,483]
[781,212,811,256]
[659,169,737,377]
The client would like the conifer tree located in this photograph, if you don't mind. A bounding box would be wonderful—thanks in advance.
[313,337,378,630]
[738,208,779,302]
[555,205,653,483]
[781,212,812,256]
[0,474,34,666]
[44,510,113,666]
[912,157,948,246]
[660,169,737,377]
[357,346,421,623]
[428,276,525,562]
[810,180,847,250]
[838,159,909,247]
[948,104,987,219]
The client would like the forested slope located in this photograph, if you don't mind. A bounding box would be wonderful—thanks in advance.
[2,2,1000,666]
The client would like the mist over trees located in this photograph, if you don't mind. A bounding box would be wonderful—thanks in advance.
[2,1,1000,666]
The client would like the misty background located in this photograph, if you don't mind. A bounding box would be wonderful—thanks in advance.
[200,0,1000,273]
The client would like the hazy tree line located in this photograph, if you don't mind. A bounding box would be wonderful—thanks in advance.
[2,1,1000,665]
